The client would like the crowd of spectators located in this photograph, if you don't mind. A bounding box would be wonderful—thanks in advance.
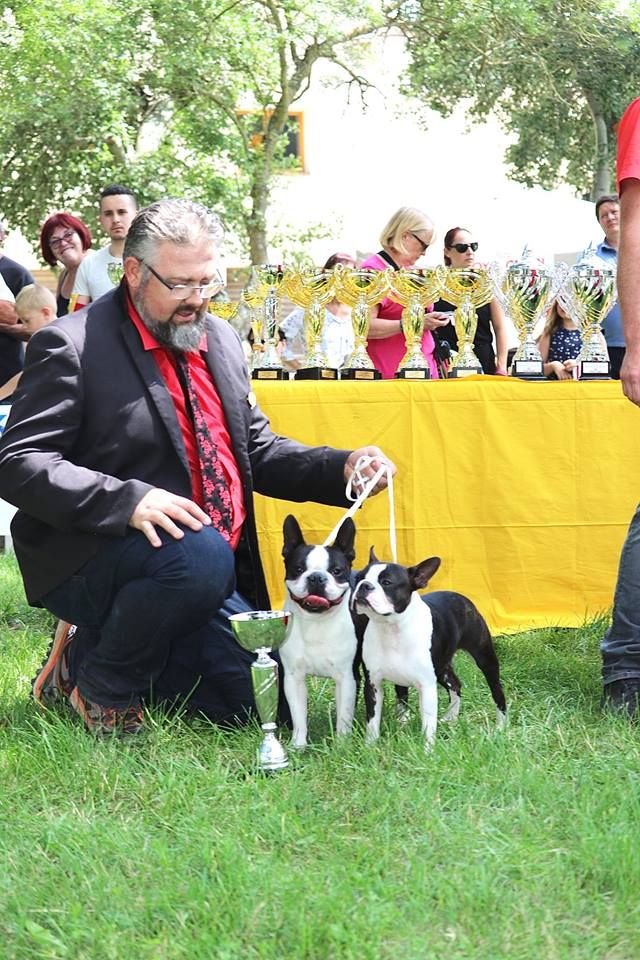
[0,191,622,393]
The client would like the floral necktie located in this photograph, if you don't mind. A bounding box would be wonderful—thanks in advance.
[175,353,233,541]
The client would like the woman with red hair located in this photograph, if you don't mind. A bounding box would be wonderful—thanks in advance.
[40,213,92,316]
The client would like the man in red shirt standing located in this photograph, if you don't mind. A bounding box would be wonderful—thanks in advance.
[0,198,395,736]
[601,98,640,716]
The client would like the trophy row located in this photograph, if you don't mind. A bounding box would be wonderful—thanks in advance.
[210,247,617,382]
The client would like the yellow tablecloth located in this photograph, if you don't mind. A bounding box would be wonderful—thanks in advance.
[253,377,640,633]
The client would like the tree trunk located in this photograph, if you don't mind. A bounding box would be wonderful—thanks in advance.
[247,174,269,265]
[585,92,611,200]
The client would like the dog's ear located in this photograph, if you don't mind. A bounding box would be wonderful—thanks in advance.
[333,516,356,563]
[368,546,379,564]
[282,515,305,559]
[408,557,441,590]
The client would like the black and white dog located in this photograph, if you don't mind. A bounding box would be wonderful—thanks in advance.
[352,550,507,751]
[280,514,359,747]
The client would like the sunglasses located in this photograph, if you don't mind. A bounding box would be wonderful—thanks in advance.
[450,242,479,253]
[409,231,430,252]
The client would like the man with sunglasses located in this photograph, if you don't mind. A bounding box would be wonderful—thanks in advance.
[0,198,394,737]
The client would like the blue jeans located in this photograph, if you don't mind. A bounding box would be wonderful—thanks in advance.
[41,525,264,721]
[601,504,640,684]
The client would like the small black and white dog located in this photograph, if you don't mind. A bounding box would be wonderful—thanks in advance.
[352,550,507,751]
[280,514,359,747]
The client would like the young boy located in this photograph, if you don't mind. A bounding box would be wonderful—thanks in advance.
[0,284,57,400]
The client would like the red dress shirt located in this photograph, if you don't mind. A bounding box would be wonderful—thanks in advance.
[127,294,246,549]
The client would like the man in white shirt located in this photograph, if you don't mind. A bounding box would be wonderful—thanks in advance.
[71,185,138,309]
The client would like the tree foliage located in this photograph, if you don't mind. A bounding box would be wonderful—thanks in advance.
[400,0,640,199]
[0,0,391,261]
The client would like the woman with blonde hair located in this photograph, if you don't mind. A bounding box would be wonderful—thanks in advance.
[360,207,451,379]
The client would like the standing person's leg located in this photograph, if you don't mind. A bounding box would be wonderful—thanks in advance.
[41,525,235,719]
[602,504,640,715]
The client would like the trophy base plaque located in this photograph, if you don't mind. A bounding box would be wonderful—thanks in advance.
[294,366,339,381]
[252,368,288,381]
[395,368,431,380]
[447,367,482,379]
[511,359,545,380]
[341,368,382,381]
[579,360,610,380]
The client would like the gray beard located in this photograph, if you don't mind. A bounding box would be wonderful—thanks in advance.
[133,291,209,353]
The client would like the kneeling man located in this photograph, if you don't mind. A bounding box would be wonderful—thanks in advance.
[0,198,394,736]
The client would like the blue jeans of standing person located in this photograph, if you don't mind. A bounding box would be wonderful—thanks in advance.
[41,525,271,725]
[601,504,640,684]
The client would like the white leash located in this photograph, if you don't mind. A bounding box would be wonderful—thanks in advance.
[322,455,397,563]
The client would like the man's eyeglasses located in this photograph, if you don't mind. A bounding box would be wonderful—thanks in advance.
[410,232,430,253]
[451,242,479,253]
[49,230,76,250]
[143,261,225,300]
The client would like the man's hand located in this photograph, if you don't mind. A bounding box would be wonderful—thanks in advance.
[620,347,640,407]
[129,488,211,547]
[344,446,397,496]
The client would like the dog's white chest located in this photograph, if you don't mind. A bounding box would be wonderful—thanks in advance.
[281,605,357,680]
[363,597,435,687]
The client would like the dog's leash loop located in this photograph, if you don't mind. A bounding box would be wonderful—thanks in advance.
[322,455,397,562]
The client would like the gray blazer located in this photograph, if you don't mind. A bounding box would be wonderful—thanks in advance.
[0,286,350,605]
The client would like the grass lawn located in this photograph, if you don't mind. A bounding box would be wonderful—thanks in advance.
[0,553,638,960]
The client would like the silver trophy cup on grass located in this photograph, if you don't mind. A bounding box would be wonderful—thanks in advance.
[229,610,290,772]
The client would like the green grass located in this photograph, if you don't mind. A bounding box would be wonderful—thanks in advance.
[0,554,638,960]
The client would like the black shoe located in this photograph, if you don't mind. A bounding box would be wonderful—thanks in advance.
[602,678,640,718]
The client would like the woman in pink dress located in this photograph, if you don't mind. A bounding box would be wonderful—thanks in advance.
[360,207,451,379]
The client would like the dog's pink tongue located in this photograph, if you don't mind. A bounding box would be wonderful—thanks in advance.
[305,595,330,609]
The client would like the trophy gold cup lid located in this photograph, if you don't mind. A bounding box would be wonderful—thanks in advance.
[505,245,554,279]
[571,242,616,277]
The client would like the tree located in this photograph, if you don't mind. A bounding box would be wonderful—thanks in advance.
[0,0,393,261]
[399,0,640,200]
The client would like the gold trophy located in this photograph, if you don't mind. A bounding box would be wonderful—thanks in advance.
[559,245,615,380]
[334,267,391,380]
[242,264,289,381]
[208,301,239,322]
[283,267,338,380]
[389,267,445,379]
[495,248,557,379]
[107,260,124,286]
[440,268,494,377]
